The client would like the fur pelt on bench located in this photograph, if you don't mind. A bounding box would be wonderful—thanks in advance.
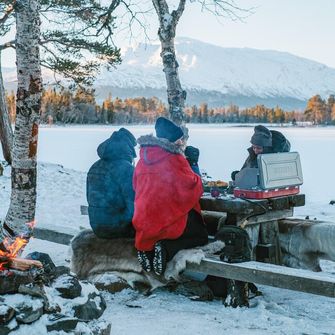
[70,230,224,290]
[279,219,335,271]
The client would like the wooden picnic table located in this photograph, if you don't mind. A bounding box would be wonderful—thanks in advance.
[199,193,306,264]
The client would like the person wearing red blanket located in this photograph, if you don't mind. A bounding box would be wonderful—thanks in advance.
[133,117,208,275]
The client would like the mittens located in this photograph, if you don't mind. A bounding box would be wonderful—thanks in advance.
[185,146,200,165]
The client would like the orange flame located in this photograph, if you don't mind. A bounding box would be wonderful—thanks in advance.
[0,220,36,271]
[0,236,29,270]
[4,236,28,258]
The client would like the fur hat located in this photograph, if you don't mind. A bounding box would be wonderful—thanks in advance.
[155,117,184,143]
[250,125,272,147]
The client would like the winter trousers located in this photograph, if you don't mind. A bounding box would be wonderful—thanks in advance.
[161,209,208,262]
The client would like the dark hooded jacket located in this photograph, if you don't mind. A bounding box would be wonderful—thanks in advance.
[241,130,291,169]
[87,128,136,238]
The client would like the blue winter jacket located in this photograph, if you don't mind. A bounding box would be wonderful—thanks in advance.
[87,131,136,238]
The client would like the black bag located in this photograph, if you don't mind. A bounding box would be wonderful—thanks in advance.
[215,225,252,263]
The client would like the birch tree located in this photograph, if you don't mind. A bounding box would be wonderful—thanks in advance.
[152,0,250,124]
[0,0,122,164]
[152,0,186,124]
[1,0,42,244]
[0,49,13,163]
[0,2,15,163]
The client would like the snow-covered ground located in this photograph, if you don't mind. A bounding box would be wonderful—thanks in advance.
[1,124,335,334]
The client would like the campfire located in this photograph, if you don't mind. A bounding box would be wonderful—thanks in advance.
[0,221,42,271]
[0,223,110,334]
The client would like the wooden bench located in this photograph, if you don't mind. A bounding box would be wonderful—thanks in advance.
[187,257,335,298]
[32,223,335,299]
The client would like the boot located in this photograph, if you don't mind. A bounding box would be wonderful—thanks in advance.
[224,280,249,308]
[137,250,153,272]
[153,242,167,276]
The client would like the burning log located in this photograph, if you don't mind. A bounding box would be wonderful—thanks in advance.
[0,233,42,271]
[8,258,43,271]
[0,255,42,271]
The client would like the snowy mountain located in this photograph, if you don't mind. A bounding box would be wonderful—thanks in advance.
[3,38,335,109]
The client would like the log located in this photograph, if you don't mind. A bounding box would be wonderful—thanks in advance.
[1,255,43,271]
[0,256,9,264]
[8,258,43,271]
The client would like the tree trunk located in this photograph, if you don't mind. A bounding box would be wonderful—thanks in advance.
[2,0,42,243]
[153,0,186,125]
[0,52,14,164]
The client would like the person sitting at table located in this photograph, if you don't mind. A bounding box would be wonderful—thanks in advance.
[86,128,137,238]
[231,125,291,180]
[133,117,208,276]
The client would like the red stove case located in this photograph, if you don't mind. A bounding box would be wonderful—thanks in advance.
[233,152,303,199]
[233,185,300,199]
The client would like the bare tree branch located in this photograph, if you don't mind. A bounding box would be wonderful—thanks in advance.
[171,0,186,25]
[0,40,15,51]
[196,0,255,21]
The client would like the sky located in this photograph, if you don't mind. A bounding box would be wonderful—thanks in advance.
[174,0,335,68]
[1,0,334,68]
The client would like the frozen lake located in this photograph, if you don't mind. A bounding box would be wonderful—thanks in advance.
[1,124,334,205]
[34,124,335,204]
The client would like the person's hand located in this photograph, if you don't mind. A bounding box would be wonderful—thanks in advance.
[185,146,199,165]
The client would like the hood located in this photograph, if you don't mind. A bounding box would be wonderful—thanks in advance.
[98,133,136,162]
[137,134,184,165]
[137,135,184,154]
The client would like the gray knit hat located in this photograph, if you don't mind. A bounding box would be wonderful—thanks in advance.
[250,125,272,147]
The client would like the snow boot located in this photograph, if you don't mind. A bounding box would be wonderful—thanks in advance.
[215,225,252,308]
[224,280,249,308]
[137,250,153,272]
[153,242,167,276]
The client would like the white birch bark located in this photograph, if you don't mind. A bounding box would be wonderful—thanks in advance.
[2,0,42,241]
[0,51,14,164]
[152,0,186,125]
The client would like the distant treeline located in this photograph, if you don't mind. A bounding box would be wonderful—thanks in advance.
[5,88,335,125]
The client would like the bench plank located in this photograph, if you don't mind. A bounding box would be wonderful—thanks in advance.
[33,227,77,245]
[186,257,335,298]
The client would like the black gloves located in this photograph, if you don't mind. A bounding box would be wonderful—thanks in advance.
[185,146,199,165]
